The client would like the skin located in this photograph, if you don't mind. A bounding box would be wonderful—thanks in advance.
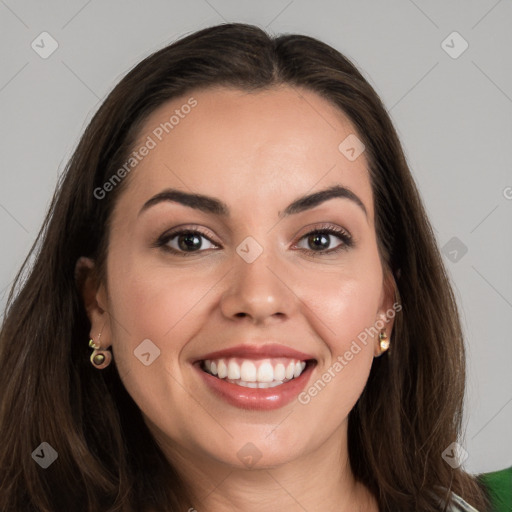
[78,85,396,512]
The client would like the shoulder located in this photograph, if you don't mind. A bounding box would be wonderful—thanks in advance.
[479,466,512,512]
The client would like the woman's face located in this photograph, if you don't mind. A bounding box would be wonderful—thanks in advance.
[88,85,395,469]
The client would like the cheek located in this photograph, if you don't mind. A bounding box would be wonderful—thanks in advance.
[104,260,209,433]
[106,234,219,342]
[109,269,208,338]
[295,253,382,400]
[297,255,384,351]
[106,275,208,402]
[304,276,377,395]
[294,273,380,429]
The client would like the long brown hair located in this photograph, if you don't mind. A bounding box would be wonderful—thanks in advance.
[0,22,491,511]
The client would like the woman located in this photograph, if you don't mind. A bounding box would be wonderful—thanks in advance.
[0,22,494,511]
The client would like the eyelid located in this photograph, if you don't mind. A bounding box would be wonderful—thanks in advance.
[293,222,351,239]
[156,224,219,244]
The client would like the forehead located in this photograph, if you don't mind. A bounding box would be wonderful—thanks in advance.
[115,85,373,224]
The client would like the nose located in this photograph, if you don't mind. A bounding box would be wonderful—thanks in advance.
[219,245,296,325]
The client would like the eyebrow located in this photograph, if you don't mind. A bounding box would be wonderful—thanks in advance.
[138,185,368,220]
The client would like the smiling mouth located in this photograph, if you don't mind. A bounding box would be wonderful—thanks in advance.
[199,357,316,389]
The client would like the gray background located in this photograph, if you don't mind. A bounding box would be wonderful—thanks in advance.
[0,0,511,474]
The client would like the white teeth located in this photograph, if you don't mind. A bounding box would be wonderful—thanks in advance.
[240,360,257,382]
[261,381,281,388]
[217,359,227,379]
[285,362,295,380]
[226,379,285,388]
[274,363,286,381]
[257,361,275,382]
[258,380,283,388]
[202,357,310,387]
[227,360,241,379]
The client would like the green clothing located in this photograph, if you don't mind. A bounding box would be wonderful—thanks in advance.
[428,467,512,511]
[479,466,512,512]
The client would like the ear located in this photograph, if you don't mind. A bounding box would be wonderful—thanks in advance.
[373,268,398,357]
[75,257,112,348]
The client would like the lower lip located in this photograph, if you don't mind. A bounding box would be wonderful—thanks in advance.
[195,362,315,410]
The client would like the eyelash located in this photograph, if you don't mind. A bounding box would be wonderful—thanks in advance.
[154,224,354,258]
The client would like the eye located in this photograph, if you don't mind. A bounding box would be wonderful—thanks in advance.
[155,227,219,256]
[294,224,354,255]
[153,223,354,258]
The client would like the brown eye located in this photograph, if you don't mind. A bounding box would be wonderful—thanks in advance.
[174,232,206,252]
[295,226,354,255]
[156,228,219,256]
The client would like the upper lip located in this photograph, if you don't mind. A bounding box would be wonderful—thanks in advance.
[194,343,316,363]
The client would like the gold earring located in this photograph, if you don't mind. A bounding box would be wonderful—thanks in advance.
[89,331,112,369]
[379,331,390,353]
